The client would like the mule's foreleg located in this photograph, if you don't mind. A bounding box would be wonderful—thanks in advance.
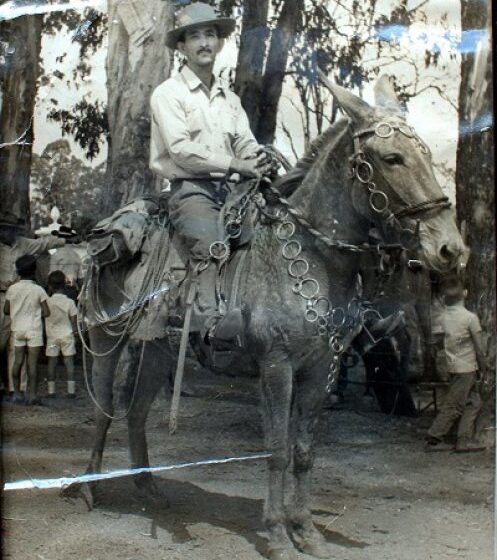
[259,349,296,560]
[288,364,331,559]
[126,341,169,501]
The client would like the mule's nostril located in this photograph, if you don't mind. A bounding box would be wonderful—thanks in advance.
[440,244,452,260]
[439,242,461,262]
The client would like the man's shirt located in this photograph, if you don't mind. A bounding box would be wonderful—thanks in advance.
[150,65,260,180]
[441,301,482,373]
[5,279,48,333]
[45,292,77,339]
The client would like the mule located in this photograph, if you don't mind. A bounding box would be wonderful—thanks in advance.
[75,77,466,559]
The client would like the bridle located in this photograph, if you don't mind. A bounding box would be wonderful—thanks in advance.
[350,120,452,234]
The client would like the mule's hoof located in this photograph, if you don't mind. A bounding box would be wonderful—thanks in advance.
[296,540,330,559]
[134,476,169,506]
[267,547,298,560]
[290,527,330,559]
[61,482,94,511]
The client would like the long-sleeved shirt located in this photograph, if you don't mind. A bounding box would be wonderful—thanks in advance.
[150,65,260,180]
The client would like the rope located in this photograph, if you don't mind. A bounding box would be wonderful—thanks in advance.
[82,338,146,421]
[77,217,170,420]
[260,183,367,253]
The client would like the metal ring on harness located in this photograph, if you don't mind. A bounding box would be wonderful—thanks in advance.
[305,308,319,323]
[318,316,328,328]
[275,208,289,221]
[375,122,395,138]
[226,221,242,239]
[347,299,361,320]
[282,240,302,260]
[276,221,296,240]
[209,241,229,260]
[288,258,309,278]
[398,124,415,138]
[356,160,374,183]
[369,190,389,214]
[314,296,331,316]
[331,306,346,327]
[299,278,320,300]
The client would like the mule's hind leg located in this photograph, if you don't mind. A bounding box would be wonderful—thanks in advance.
[288,365,331,558]
[126,340,169,502]
[259,350,297,560]
[62,328,124,508]
[86,329,124,475]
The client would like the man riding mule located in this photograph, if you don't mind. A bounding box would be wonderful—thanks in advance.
[150,2,274,344]
[72,6,468,558]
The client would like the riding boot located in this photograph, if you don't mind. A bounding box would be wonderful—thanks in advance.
[353,310,405,355]
[195,262,243,345]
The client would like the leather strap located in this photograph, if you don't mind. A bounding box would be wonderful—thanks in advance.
[169,275,198,435]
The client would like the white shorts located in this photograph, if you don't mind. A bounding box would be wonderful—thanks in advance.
[46,335,76,357]
[12,330,44,348]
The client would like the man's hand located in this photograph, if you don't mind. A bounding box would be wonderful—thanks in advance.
[229,156,272,178]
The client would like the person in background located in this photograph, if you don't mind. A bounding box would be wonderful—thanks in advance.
[45,270,78,399]
[425,276,489,452]
[0,215,66,395]
[4,255,50,405]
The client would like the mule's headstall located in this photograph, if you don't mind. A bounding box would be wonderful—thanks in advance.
[350,120,452,223]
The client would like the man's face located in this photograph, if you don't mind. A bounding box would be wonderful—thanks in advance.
[177,25,223,67]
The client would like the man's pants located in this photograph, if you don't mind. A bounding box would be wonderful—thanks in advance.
[168,180,229,327]
[428,372,482,442]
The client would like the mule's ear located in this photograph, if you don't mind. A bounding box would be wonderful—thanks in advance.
[317,69,373,128]
[374,75,403,114]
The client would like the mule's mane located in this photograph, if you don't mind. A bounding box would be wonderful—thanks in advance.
[272,117,352,200]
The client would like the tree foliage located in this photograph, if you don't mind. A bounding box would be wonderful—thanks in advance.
[39,3,108,160]
[30,139,107,229]
[47,99,108,160]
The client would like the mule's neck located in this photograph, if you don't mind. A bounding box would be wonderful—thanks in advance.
[289,120,370,252]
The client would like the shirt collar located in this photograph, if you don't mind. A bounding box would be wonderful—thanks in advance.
[180,65,226,97]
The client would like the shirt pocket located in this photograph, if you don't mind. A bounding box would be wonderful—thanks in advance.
[220,104,238,137]
[185,106,204,135]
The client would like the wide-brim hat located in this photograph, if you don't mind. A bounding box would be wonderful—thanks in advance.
[166,2,236,50]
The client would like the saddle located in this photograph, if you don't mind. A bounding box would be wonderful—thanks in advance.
[84,186,257,354]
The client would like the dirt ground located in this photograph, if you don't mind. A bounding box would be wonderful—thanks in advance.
[1,361,495,560]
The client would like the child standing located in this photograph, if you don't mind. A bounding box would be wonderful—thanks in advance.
[45,270,78,398]
[4,255,49,405]
[426,276,489,452]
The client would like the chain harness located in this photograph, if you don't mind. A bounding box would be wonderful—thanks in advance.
[82,120,452,407]
[254,120,453,394]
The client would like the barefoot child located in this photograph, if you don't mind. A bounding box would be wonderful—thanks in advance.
[4,255,49,405]
[45,270,78,398]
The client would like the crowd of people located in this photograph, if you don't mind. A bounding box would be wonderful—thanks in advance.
[0,217,84,406]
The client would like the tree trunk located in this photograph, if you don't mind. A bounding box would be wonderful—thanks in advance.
[0,14,42,229]
[455,1,495,437]
[105,0,174,211]
[234,0,270,133]
[256,0,303,145]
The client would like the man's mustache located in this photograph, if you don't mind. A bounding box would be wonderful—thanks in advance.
[197,48,212,54]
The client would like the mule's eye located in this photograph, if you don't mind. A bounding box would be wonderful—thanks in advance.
[383,153,405,166]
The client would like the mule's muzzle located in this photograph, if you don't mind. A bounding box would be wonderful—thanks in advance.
[439,240,464,265]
